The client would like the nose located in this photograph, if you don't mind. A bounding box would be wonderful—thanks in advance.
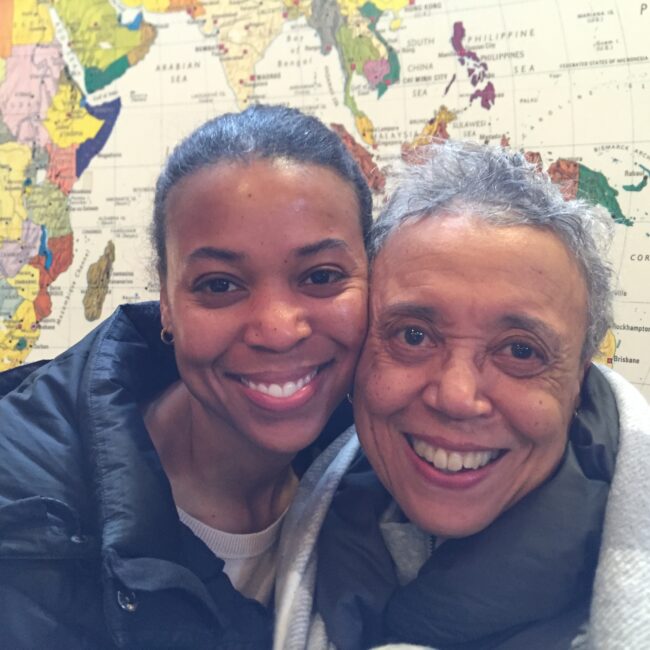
[422,353,492,419]
[243,288,312,352]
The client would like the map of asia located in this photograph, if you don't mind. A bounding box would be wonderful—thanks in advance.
[0,0,648,399]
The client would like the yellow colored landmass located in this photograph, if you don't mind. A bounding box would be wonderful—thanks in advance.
[0,59,5,84]
[355,113,376,147]
[0,143,32,242]
[120,0,172,10]
[12,0,54,45]
[412,105,457,147]
[198,0,285,108]
[390,18,401,30]
[0,300,40,369]
[6,264,40,302]
[339,0,409,17]
[43,79,103,149]
[282,0,311,19]
[593,329,616,368]
[55,0,146,70]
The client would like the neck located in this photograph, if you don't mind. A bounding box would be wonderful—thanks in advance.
[143,381,299,533]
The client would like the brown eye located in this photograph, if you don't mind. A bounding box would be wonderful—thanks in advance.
[403,327,426,346]
[204,278,237,293]
[510,342,534,359]
[304,269,344,285]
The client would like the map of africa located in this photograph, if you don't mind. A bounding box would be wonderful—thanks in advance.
[0,0,648,399]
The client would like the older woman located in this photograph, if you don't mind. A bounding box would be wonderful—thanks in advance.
[0,104,370,649]
[274,141,650,650]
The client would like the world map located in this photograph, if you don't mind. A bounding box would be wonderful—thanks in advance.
[0,0,648,399]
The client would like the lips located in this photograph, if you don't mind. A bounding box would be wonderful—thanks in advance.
[239,369,318,398]
[407,435,504,474]
[229,361,333,412]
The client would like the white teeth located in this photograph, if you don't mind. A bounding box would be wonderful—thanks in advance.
[412,438,500,473]
[241,370,317,398]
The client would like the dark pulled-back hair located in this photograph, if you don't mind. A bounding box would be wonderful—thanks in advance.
[151,104,373,275]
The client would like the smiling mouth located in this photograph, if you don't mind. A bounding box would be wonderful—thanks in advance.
[408,435,504,474]
[237,361,333,399]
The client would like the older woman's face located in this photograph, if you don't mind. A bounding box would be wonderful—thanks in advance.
[354,214,588,538]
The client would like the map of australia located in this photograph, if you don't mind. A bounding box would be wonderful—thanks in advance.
[0,0,648,399]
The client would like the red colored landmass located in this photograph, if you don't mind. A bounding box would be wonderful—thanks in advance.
[500,135,511,147]
[547,158,579,200]
[0,1,12,58]
[524,151,543,171]
[169,0,205,18]
[30,233,73,321]
[330,123,385,193]
[46,142,78,193]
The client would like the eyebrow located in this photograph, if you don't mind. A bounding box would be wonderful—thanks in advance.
[186,238,351,265]
[378,302,438,323]
[295,238,351,258]
[498,314,562,347]
[187,247,244,263]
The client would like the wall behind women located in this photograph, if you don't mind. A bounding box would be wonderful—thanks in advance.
[0,0,648,399]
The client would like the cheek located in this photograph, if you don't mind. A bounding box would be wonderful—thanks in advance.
[328,289,368,347]
[500,387,574,451]
[356,355,425,416]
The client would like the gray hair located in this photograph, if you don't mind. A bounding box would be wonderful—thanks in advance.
[370,140,615,361]
[152,104,373,275]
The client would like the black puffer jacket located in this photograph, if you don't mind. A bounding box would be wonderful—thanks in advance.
[0,302,350,649]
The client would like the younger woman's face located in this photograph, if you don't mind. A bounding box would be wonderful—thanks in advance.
[160,159,368,457]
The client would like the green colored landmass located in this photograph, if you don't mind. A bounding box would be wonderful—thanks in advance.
[577,164,634,226]
[623,176,648,192]
[360,2,400,97]
[85,56,130,94]
[25,181,71,237]
[55,0,155,93]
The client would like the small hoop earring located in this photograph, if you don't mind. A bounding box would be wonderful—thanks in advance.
[346,392,353,404]
[160,327,174,345]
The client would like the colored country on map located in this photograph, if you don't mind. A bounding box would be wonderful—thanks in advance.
[54,0,156,94]
[196,0,286,109]
[0,280,21,320]
[29,232,73,323]
[331,123,385,193]
[0,141,32,242]
[623,175,648,192]
[401,106,457,162]
[76,97,121,177]
[43,78,103,149]
[25,180,71,238]
[547,159,633,227]
[451,21,495,110]
[46,142,78,193]
[120,1,205,18]
[83,240,115,321]
[0,218,41,279]
[0,43,65,147]
[358,2,400,97]
[12,0,54,46]
[284,0,402,145]
[0,299,40,367]
[0,2,12,58]
[593,329,617,368]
